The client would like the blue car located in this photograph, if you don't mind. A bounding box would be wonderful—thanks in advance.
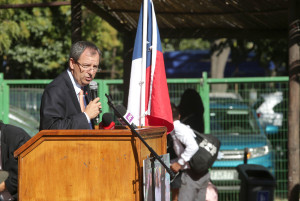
[209,97,275,190]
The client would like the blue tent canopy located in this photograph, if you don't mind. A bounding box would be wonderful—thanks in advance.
[164,50,266,78]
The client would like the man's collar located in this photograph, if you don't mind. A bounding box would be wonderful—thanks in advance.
[67,69,82,95]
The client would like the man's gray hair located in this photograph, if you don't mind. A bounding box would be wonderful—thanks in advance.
[69,41,102,62]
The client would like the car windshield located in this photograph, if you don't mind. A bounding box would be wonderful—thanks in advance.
[210,109,261,134]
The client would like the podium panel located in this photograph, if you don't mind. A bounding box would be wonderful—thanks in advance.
[14,126,167,201]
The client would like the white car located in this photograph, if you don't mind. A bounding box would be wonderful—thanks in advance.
[9,106,39,137]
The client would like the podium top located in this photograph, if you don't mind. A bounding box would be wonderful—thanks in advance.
[14,126,167,158]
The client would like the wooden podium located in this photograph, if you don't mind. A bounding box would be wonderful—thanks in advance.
[14,126,167,201]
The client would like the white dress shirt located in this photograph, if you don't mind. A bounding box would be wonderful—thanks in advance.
[170,120,199,170]
[67,69,91,123]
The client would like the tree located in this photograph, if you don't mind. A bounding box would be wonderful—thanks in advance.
[82,8,123,79]
[210,39,231,92]
[162,38,210,51]
[0,1,124,79]
[1,1,72,79]
[252,39,288,76]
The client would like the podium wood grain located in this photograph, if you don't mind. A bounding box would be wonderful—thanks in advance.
[14,126,167,201]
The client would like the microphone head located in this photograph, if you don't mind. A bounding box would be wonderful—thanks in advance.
[89,81,98,90]
[0,170,9,184]
[115,105,135,125]
[99,113,115,129]
[99,121,115,130]
[115,105,127,117]
[102,113,113,127]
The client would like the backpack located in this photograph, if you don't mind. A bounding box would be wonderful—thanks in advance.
[189,129,221,174]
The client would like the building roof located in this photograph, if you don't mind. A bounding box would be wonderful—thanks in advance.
[83,0,288,39]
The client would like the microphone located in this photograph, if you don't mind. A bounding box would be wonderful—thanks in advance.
[114,105,137,129]
[105,93,176,180]
[99,113,115,130]
[0,170,8,183]
[89,81,99,123]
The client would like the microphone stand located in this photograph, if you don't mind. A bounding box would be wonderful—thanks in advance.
[150,155,156,201]
[105,94,177,181]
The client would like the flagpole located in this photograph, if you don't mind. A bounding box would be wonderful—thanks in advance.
[140,0,147,126]
[147,0,157,115]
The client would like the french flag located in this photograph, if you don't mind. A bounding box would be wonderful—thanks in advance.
[127,0,174,133]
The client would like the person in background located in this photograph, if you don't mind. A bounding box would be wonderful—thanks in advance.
[40,41,102,130]
[179,88,211,178]
[170,103,209,201]
[0,121,31,200]
[178,88,204,133]
[176,88,211,200]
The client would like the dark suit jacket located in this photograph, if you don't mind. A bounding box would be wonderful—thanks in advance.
[39,70,93,130]
[0,122,31,200]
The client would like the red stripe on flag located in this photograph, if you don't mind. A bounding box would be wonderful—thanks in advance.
[145,51,174,132]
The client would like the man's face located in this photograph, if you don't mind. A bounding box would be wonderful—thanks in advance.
[69,48,100,86]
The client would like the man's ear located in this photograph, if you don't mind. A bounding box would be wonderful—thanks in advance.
[69,58,75,70]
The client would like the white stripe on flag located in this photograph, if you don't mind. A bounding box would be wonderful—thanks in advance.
[128,58,143,126]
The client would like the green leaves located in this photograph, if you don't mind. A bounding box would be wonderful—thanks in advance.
[162,38,211,52]
[0,2,71,78]
[0,2,123,79]
[0,14,23,54]
[82,9,123,79]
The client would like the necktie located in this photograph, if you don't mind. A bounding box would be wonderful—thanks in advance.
[79,89,93,129]
[79,88,85,112]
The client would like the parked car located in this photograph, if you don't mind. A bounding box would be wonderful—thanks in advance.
[209,97,275,190]
[9,106,39,137]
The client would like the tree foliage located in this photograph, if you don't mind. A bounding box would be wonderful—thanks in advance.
[82,9,123,79]
[252,39,288,76]
[0,1,25,55]
[162,38,210,52]
[227,39,288,76]
[1,0,72,78]
[0,0,123,79]
[0,1,287,79]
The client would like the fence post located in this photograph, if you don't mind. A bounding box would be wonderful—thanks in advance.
[98,80,110,115]
[0,73,9,123]
[201,72,210,134]
[0,73,3,121]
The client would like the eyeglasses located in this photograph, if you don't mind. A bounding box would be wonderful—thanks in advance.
[76,61,101,73]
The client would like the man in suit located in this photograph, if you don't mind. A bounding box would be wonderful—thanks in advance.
[40,41,102,130]
[0,121,31,200]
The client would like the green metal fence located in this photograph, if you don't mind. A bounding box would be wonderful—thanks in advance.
[207,76,288,201]
[0,72,288,200]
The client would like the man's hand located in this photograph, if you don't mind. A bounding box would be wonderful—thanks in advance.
[171,162,181,173]
[0,181,5,192]
[85,97,102,119]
